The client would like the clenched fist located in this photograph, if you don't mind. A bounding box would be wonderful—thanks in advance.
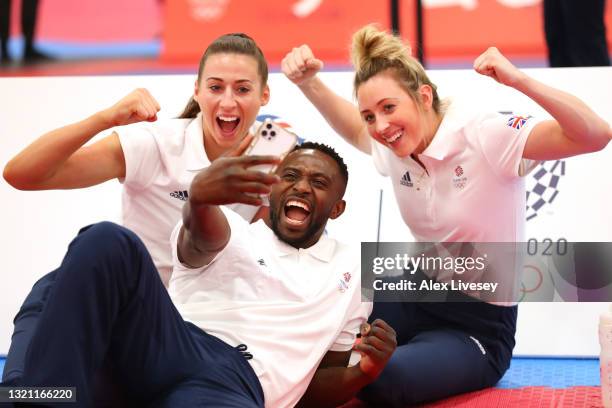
[473,47,527,88]
[102,88,161,127]
[281,44,324,87]
[354,319,397,380]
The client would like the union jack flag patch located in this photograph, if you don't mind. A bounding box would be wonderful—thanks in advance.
[507,115,531,130]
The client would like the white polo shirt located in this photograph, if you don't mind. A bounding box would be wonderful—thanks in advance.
[169,208,371,408]
[118,114,260,286]
[372,100,542,243]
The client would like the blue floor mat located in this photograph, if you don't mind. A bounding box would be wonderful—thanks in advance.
[497,358,599,389]
[0,356,600,389]
[7,38,160,60]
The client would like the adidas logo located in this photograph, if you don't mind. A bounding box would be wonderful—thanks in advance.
[170,190,189,201]
[400,171,413,187]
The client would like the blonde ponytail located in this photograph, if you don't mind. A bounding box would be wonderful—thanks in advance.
[351,25,442,114]
[351,25,412,73]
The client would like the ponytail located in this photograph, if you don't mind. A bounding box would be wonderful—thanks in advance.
[351,25,441,114]
[178,97,201,119]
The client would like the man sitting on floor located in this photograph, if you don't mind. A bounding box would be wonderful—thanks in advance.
[1,141,396,407]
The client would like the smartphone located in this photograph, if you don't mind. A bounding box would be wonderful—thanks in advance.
[245,119,298,174]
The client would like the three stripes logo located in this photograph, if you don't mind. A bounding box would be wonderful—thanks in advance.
[170,190,189,201]
[400,171,413,187]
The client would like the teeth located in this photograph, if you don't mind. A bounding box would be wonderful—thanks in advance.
[285,218,304,226]
[384,130,402,143]
[218,116,238,122]
[286,199,310,212]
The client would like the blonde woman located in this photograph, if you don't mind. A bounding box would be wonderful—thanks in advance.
[282,25,611,405]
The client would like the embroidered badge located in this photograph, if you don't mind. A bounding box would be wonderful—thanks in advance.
[452,165,467,189]
[338,279,349,293]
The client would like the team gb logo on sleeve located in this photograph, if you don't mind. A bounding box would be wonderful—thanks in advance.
[499,111,565,221]
[507,115,532,130]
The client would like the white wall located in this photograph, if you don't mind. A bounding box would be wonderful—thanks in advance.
[1,67,611,357]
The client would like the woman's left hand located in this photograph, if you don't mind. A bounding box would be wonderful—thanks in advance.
[473,47,527,88]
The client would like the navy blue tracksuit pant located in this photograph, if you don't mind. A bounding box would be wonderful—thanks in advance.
[1,222,264,407]
[358,297,517,407]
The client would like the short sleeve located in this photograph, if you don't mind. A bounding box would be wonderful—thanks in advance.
[117,124,162,189]
[170,220,212,277]
[370,139,391,177]
[329,300,373,352]
[475,112,543,179]
[170,207,249,274]
[170,221,191,271]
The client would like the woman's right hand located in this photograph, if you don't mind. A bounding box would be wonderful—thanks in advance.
[281,44,372,155]
[281,45,324,87]
[103,88,161,127]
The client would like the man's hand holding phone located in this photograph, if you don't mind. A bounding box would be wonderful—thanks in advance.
[241,119,298,205]
[189,135,281,208]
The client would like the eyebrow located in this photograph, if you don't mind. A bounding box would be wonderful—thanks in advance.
[282,166,301,173]
[360,97,399,114]
[205,77,254,84]
[282,167,331,180]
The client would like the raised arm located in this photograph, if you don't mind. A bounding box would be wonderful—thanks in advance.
[178,136,280,268]
[297,319,396,408]
[282,45,372,154]
[474,47,611,160]
[3,88,160,190]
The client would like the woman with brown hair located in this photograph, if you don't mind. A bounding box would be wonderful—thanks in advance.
[2,33,272,401]
[4,33,270,286]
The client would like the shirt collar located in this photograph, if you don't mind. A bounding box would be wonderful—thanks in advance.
[185,113,210,172]
[254,220,336,263]
[419,99,465,161]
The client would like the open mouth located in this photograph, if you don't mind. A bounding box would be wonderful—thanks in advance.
[383,129,403,145]
[283,199,311,226]
[216,115,240,134]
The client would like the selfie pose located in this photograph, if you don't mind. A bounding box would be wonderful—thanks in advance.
[282,25,611,405]
[2,143,396,408]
